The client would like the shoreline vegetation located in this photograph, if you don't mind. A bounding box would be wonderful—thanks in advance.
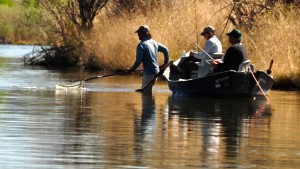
[0,0,299,89]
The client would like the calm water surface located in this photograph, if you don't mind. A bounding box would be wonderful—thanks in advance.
[0,45,299,168]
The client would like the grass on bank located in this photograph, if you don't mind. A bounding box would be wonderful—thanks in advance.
[0,4,49,44]
[248,5,300,88]
[88,0,226,69]
[87,0,299,88]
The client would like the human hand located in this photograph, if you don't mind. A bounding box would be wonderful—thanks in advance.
[124,68,133,74]
[159,64,167,70]
[189,50,196,56]
[210,60,218,69]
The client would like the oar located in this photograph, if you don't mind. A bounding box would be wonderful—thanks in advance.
[82,72,127,82]
[55,69,142,89]
[76,69,143,82]
[135,61,173,92]
[266,59,274,75]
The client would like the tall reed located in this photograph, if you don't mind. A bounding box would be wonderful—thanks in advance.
[0,4,49,44]
[246,5,300,87]
[87,0,299,87]
[89,0,226,70]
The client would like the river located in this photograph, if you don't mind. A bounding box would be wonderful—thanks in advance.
[0,45,299,168]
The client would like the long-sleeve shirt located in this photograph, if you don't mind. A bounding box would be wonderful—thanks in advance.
[194,35,222,60]
[130,38,169,75]
[217,43,247,72]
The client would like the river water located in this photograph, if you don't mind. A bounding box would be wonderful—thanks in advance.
[0,45,299,169]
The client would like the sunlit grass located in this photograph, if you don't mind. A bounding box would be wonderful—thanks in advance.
[88,0,299,87]
[0,4,49,44]
[246,5,300,88]
[90,0,226,69]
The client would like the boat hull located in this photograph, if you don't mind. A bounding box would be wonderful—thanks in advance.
[164,70,274,97]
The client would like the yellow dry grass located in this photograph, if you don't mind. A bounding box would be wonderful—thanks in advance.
[88,0,227,69]
[85,0,299,87]
[247,5,300,87]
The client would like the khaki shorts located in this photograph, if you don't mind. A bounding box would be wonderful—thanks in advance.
[142,74,157,93]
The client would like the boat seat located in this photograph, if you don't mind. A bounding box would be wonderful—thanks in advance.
[238,60,254,72]
[211,53,223,59]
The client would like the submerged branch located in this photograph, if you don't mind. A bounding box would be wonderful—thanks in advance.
[23,45,78,67]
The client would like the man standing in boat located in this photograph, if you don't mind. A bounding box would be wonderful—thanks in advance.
[128,25,169,93]
[177,26,222,79]
[211,29,247,72]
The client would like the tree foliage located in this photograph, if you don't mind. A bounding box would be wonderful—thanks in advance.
[22,0,39,8]
[222,0,299,30]
[0,0,14,6]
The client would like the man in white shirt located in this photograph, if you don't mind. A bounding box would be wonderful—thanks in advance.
[180,26,222,79]
[190,26,222,60]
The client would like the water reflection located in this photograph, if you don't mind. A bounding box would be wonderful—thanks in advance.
[134,93,156,164]
[1,45,300,168]
[167,96,271,167]
[53,89,102,167]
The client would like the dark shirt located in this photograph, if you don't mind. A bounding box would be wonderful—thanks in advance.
[216,43,247,72]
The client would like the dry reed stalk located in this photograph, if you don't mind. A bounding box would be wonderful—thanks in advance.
[84,0,299,87]
[89,0,227,69]
[247,4,300,87]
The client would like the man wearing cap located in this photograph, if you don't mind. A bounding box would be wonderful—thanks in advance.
[178,26,222,79]
[189,26,222,60]
[129,25,169,93]
[211,29,247,72]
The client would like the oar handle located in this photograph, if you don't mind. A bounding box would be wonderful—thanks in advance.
[266,59,273,74]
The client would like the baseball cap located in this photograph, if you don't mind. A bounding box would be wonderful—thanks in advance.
[135,25,150,33]
[200,26,215,35]
[226,29,242,40]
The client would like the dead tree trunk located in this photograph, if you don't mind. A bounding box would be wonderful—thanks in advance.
[66,0,109,30]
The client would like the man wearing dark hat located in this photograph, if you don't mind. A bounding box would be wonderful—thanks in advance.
[129,25,169,93]
[211,29,247,72]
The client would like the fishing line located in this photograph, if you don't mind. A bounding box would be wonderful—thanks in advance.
[248,68,270,102]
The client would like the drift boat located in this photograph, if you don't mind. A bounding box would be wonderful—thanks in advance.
[162,57,274,97]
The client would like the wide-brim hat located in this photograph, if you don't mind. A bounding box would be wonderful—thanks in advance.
[135,25,150,33]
